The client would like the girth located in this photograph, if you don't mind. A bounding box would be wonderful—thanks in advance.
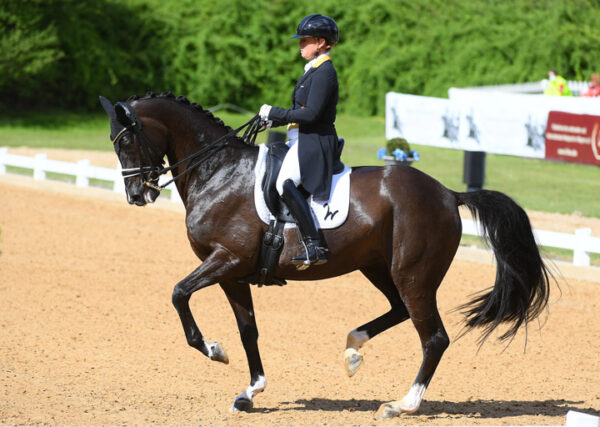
[248,219,287,287]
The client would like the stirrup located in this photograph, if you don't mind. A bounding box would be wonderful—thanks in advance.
[290,239,328,270]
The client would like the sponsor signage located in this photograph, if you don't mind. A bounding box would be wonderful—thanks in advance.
[386,90,600,162]
[545,111,600,165]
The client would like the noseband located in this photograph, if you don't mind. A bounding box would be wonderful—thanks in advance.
[113,108,265,193]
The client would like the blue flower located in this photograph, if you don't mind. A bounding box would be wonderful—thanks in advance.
[392,148,407,161]
[410,150,420,161]
[377,147,387,159]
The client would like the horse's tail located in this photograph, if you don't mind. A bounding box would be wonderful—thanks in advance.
[454,189,552,344]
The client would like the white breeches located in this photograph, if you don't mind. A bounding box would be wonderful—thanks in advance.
[275,128,302,195]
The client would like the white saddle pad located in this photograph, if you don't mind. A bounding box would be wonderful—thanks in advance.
[254,144,352,229]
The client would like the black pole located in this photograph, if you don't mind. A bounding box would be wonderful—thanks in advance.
[463,151,486,192]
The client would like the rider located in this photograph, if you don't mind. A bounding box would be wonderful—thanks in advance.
[259,13,344,269]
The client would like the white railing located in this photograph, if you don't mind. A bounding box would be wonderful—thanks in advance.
[0,148,181,203]
[1,148,598,267]
[462,220,600,267]
[467,79,590,96]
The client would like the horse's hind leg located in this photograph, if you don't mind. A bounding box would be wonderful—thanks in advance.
[344,265,410,377]
[220,282,266,413]
[376,273,450,419]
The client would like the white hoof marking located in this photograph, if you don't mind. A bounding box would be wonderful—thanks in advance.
[246,375,266,398]
[208,341,229,364]
[375,383,427,419]
[347,329,369,348]
[229,375,266,413]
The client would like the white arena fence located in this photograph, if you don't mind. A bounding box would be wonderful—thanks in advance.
[0,148,181,204]
[1,148,599,268]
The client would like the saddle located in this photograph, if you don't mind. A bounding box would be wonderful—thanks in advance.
[248,141,351,287]
[260,141,295,224]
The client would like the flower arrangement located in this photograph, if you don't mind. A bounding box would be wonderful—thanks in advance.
[377,137,419,165]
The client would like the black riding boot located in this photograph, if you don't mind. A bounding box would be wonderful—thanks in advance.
[281,179,328,269]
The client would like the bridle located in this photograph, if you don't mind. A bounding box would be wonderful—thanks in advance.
[112,109,265,193]
[112,120,164,191]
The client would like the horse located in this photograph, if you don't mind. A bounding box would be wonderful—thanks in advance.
[99,91,551,419]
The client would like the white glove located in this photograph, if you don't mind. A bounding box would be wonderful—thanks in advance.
[259,104,272,121]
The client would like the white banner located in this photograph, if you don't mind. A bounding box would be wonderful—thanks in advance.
[386,89,600,158]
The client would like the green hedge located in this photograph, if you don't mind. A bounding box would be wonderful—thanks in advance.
[2,0,600,114]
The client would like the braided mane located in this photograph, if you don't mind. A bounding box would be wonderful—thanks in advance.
[127,91,236,134]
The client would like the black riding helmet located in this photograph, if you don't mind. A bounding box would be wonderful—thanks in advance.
[290,14,339,46]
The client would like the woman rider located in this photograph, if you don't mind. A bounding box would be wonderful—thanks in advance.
[258,14,344,269]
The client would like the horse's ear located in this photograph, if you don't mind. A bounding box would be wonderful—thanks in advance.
[99,96,116,120]
[114,102,130,127]
[114,101,143,130]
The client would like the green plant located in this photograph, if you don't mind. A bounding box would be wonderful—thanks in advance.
[385,137,411,156]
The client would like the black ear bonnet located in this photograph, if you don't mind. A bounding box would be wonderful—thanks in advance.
[115,101,143,131]
[99,95,144,142]
[99,96,126,141]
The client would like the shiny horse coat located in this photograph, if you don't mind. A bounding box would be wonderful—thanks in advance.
[101,92,552,418]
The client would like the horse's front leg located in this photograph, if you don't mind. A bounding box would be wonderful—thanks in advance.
[171,245,240,363]
[220,282,265,412]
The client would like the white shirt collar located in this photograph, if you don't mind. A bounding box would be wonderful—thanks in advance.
[304,53,330,74]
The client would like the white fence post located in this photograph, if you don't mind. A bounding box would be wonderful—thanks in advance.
[573,228,592,266]
[76,159,90,187]
[33,153,47,181]
[0,147,7,174]
[113,162,125,194]
[169,184,182,203]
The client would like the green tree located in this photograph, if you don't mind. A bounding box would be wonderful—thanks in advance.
[0,0,63,100]
[0,0,170,110]
[3,0,600,114]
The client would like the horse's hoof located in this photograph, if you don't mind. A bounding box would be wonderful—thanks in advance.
[375,403,400,419]
[230,396,253,412]
[209,341,229,364]
[344,348,363,377]
[375,399,419,419]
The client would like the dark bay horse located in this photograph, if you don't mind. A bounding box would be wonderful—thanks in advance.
[100,92,551,418]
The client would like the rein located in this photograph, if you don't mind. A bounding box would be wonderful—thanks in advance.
[114,113,266,192]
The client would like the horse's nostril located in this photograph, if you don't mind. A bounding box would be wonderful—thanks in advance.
[129,193,145,206]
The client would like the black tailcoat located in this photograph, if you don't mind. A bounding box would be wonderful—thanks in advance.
[268,57,345,200]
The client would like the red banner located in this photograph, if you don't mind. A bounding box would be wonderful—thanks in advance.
[545,111,600,165]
